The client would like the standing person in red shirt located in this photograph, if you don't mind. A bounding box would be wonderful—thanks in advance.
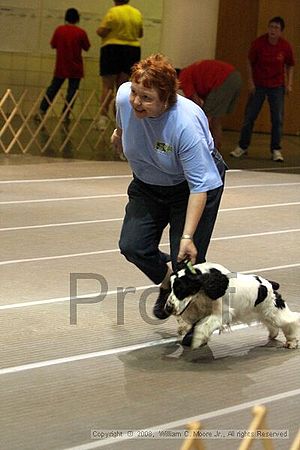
[37,8,90,120]
[177,60,242,149]
[231,16,295,162]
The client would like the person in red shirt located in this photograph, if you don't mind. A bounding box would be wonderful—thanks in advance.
[37,8,90,120]
[231,16,295,162]
[177,60,242,149]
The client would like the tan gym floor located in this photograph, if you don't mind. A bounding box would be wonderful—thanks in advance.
[0,131,299,450]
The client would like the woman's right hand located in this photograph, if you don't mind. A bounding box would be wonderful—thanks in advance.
[177,238,197,265]
[111,128,123,156]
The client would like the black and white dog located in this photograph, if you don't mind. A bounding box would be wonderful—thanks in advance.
[165,262,300,350]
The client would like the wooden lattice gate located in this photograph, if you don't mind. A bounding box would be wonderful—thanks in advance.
[0,89,116,160]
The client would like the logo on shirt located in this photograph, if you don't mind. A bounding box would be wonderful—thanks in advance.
[155,141,174,153]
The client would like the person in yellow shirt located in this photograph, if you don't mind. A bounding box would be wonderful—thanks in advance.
[96,0,143,130]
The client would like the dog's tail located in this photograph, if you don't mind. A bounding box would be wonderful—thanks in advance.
[268,279,280,290]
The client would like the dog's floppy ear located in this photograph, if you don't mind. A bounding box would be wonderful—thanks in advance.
[202,268,229,300]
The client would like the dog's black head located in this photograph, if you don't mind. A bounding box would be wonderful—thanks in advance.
[172,266,229,301]
[173,268,204,300]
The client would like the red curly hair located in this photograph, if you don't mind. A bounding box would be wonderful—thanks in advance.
[131,54,179,107]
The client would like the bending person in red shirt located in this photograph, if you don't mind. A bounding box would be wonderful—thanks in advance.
[37,8,90,120]
[231,16,295,162]
[177,60,242,149]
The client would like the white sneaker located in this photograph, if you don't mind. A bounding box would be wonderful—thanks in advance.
[95,115,109,131]
[230,146,248,158]
[272,150,284,162]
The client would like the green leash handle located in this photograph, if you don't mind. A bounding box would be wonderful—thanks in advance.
[185,259,197,274]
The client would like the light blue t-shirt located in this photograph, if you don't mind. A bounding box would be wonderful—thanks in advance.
[116,82,223,193]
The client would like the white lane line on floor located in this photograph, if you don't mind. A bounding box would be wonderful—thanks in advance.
[0,175,132,184]
[1,184,300,205]
[1,262,299,310]
[1,204,299,232]
[0,322,262,376]
[0,218,123,232]
[241,262,300,273]
[221,202,300,212]
[250,165,300,172]
[0,337,178,375]
[65,389,300,450]
[0,248,119,266]
[1,229,299,266]
[227,182,300,188]
[0,202,300,232]
[0,194,127,205]
[213,228,300,241]
[0,169,299,184]
[0,284,154,310]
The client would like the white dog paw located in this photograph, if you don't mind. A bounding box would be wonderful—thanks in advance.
[219,324,231,334]
[191,335,208,350]
[284,339,298,349]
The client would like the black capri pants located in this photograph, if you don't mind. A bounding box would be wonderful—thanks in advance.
[119,149,227,284]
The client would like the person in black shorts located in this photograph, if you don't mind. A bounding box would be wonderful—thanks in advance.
[96,0,143,130]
